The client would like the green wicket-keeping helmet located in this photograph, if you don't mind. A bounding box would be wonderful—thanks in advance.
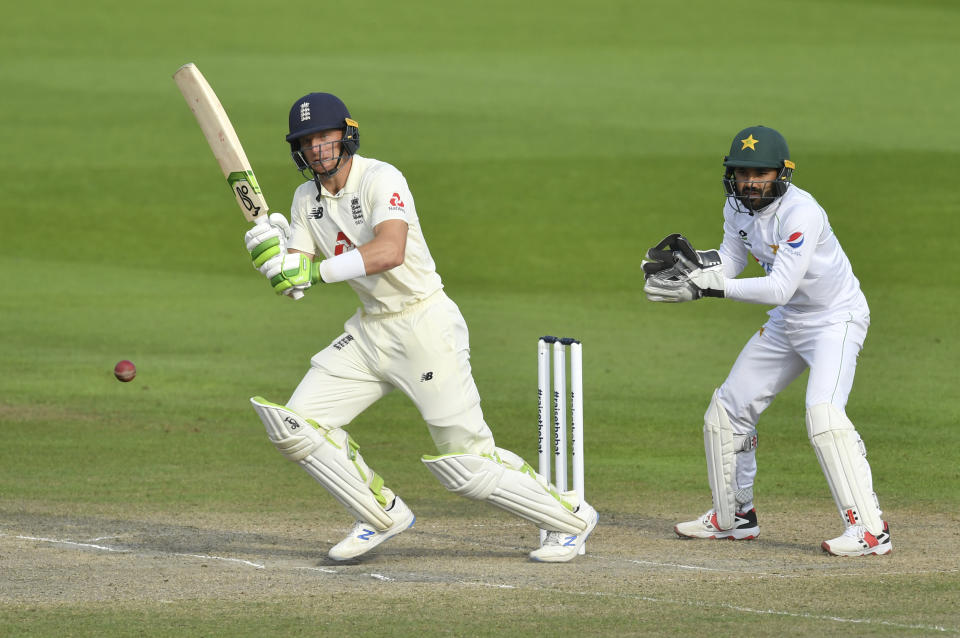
[722,126,795,212]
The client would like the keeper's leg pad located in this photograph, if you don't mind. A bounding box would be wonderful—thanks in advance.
[421,448,586,534]
[806,403,883,534]
[704,389,757,530]
[250,396,394,531]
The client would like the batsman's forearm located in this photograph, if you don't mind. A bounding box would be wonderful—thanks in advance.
[317,250,367,283]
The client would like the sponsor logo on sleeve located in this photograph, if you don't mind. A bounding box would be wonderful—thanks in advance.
[388,192,406,212]
[785,231,804,249]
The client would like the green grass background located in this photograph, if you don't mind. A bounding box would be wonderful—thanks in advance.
[2,0,958,635]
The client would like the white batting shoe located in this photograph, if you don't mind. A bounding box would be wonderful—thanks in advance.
[674,508,759,540]
[822,521,892,556]
[328,497,415,561]
[529,502,598,563]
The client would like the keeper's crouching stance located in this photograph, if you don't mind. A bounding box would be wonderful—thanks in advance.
[246,91,596,562]
[644,126,890,556]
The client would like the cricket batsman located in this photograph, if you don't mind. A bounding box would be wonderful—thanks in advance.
[242,92,597,562]
[642,126,891,556]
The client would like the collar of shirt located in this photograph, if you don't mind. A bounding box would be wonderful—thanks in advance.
[319,155,365,199]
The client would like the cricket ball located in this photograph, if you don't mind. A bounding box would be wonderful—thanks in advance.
[114,360,136,382]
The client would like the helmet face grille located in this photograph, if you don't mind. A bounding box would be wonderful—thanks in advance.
[722,164,794,214]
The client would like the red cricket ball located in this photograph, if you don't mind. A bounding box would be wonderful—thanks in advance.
[114,360,137,382]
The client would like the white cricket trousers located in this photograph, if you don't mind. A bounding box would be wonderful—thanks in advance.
[716,311,870,494]
[286,290,496,456]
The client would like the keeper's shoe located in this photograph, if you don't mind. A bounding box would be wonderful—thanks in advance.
[529,501,598,563]
[821,521,892,557]
[328,496,415,561]
[674,508,759,540]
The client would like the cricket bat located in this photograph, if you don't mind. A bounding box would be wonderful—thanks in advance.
[173,62,269,224]
[174,63,303,299]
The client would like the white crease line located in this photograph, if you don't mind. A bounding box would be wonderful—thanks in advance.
[287,568,960,633]
[296,566,339,574]
[622,557,832,578]
[458,581,516,589]
[526,587,959,634]
[413,583,960,634]
[177,553,264,569]
[606,555,794,577]
[7,531,956,632]
[604,554,960,579]
[690,598,957,634]
[4,533,264,569]
[626,558,740,572]
[10,534,130,553]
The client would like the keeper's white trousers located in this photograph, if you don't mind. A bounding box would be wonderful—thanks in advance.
[715,311,870,497]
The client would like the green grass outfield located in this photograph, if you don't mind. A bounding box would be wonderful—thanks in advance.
[2,0,958,635]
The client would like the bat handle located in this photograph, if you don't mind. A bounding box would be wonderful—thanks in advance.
[290,290,304,300]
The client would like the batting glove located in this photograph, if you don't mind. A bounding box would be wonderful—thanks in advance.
[245,213,292,275]
[264,252,321,295]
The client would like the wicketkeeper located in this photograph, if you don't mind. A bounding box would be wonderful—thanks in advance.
[643,126,891,556]
[243,92,597,562]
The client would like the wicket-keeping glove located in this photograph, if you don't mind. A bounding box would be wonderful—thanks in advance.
[643,249,725,302]
[641,233,720,280]
[245,213,291,276]
[642,234,725,302]
[641,233,684,278]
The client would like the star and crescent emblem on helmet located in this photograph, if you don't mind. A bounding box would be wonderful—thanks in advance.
[740,134,759,151]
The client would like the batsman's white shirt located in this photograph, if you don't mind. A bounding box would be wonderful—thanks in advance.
[287,155,442,315]
[284,155,492,453]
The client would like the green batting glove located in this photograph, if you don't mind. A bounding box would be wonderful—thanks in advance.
[244,214,291,275]
[269,254,322,294]
[251,237,281,271]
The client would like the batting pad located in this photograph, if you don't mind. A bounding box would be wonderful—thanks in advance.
[806,403,883,534]
[250,397,395,531]
[421,451,586,534]
[703,390,757,530]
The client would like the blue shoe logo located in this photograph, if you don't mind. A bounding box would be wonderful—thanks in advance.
[357,528,375,541]
[563,535,577,547]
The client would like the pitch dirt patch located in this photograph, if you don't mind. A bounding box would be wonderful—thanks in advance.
[2,503,958,634]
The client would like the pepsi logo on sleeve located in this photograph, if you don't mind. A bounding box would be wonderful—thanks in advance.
[786,231,804,248]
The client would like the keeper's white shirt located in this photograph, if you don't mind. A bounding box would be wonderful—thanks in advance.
[287,155,443,315]
[718,184,868,324]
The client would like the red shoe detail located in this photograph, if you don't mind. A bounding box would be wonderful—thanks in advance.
[709,511,720,530]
